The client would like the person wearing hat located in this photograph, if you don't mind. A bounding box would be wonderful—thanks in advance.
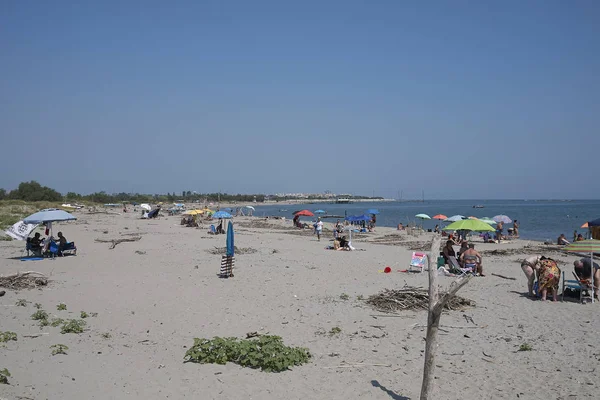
[315,217,323,241]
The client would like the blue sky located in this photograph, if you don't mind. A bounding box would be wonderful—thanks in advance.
[1,1,598,199]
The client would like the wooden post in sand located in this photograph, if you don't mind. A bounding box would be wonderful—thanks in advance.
[420,236,472,400]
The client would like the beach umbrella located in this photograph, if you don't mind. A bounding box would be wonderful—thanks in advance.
[367,209,380,215]
[589,218,600,226]
[442,219,495,232]
[479,218,497,225]
[202,208,215,215]
[415,214,431,220]
[432,214,447,220]
[564,239,600,303]
[345,214,371,222]
[244,206,255,210]
[294,210,314,217]
[212,211,233,219]
[226,221,235,257]
[493,215,512,223]
[24,209,77,224]
[140,204,152,211]
[183,209,203,216]
[445,215,466,222]
[314,210,326,214]
[468,216,479,220]
[581,222,589,228]
[23,208,77,237]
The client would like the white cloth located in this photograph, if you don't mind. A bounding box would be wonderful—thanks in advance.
[5,220,38,241]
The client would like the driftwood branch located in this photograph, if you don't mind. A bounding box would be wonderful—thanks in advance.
[420,236,472,400]
[95,236,142,249]
[491,273,517,280]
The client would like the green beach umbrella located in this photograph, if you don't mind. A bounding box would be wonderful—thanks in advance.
[442,219,495,232]
[564,239,600,303]
[479,217,497,225]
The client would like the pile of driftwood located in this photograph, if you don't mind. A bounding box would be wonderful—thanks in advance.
[0,271,48,290]
[366,287,474,313]
[207,246,257,255]
[95,236,142,249]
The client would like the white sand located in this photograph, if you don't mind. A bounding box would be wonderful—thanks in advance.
[1,211,598,399]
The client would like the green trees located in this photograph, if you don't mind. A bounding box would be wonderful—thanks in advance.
[7,181,62,201]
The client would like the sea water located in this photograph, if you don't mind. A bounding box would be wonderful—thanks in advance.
[253,200,600,242]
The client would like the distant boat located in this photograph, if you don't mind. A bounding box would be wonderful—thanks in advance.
[279,209,288,212]
[336,198,351,204]
[473,205,484,208]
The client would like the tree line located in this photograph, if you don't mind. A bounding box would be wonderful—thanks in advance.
[0,181,265,203]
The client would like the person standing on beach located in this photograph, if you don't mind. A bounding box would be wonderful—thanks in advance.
[315,217,323,241]
[513,220,519,237]
[496,221,504,242]
[521,255,542,297]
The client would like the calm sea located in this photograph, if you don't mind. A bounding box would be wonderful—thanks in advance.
[252,200,600,242]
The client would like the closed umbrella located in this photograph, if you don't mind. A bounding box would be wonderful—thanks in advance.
[493,215,512,223]
[442,219,495,232]
[226,221,235,257]
[432,214,447,220]
[564,239,600,303]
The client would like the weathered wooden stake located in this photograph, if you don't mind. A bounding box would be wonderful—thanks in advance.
[420,236,472,400]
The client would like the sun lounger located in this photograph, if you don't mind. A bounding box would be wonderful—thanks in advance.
[447,256,475,276]
[561,271,592,303]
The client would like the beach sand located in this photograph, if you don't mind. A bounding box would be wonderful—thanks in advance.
[1,211,598,399]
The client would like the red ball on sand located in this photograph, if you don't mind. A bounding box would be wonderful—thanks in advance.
[384,266,392,273]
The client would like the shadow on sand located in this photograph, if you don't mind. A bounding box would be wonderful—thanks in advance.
[371,380,411,400]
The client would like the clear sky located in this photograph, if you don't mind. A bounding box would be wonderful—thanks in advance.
[1,1,598,199]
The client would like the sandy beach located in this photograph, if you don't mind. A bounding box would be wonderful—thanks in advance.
[1,210,598,400]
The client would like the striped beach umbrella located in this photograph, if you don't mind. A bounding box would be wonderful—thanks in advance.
[564,239,600,303]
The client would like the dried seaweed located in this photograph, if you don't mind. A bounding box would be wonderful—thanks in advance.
[0,271,48,290]
[207,246,257,255]
[366,287,474,313]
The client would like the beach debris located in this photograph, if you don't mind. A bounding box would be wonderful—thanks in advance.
[184,335,311,372]
[329,327,342,336]
[95,236,142,249]
[0,368,10,384]
[323,363,392,369]
[15,299,28,306]
[366,287,474,313]
[0,271,48,290]
[0,290,5,297]
[518,343,533,352]
[134,250,146,255]
[207,246,257,255]
[0,331,17,343]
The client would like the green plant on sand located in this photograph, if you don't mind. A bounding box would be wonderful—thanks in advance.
[0,332,17,343]
[60,319,86,334]
[50,318,65,327]
[51,344,69,355]
[184,335,311,372]
[328,327,342,336]
[31,310,48,321]
[518,343,533,352]
[339,293,350,301]
[0,368,10,384]
[56,303,67,311]
[15,299,28,307]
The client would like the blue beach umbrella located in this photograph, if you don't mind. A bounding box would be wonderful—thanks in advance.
[314,210,326,214]
[367,209,380,215]
[226,221,235,257]
[24,209,77,224]
[212,211,233,219]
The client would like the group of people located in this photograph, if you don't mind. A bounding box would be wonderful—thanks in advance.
[441,239,485,276]
[27,231,71,257]
[520,255,599,301]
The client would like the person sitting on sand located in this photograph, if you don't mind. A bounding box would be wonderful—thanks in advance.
[576,233,585,241]
[557,234,570,245]
[442,240,456,265]
[460,244,484,276]
[574,258,600,293]
[538,258,560,301]
[447,233,460,245]
[56,232,68,256]
[521,255,542,297]
[397,223,404,230]
[29,232,43,255]
[457,240,469,261]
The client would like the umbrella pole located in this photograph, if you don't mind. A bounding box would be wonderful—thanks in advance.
[592,251,595,304]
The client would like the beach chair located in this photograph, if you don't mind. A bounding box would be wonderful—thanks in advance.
[409,252,427,273]
[447,256,475,277]
[561,271,592,303]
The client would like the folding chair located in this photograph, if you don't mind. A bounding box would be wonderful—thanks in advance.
[409,252,427,273]
[561,271,593,303]
[447,256,475,276]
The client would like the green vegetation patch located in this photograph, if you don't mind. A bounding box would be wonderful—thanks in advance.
[0,332,17,343]
[184,335,311,372]
[60,319,86,334]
